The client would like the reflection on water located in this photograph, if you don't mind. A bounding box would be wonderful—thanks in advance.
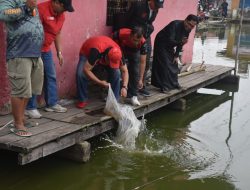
[1,23,250,190]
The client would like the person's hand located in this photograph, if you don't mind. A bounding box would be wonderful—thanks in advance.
[173,57,179,64]
[26,0,37,9]
[121,87,127,98]
[57,52,64,66]
[138,79,143,89]
[100,80,109,88]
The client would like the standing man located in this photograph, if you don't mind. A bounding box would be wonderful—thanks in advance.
[0,0,44,136]
[151,14,199,93]
[113,27,147,106]
[221,0,228,18]
[25,0,74,118]
[125,0,164,97]
[75,36,129,108]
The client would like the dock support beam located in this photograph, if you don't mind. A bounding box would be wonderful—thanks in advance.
[58,141,91,163]
[168,98,186,111]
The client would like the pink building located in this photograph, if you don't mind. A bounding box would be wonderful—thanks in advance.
[0,0,198,114]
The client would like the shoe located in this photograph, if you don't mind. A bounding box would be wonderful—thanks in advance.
[44,104,67,113]
[76,101,88,109]
[175,84,187,91]
[160,88,170,94]
[25,109,42,119]
[130,96,141,106]
[139,88,151,97]
[175,84,182,89]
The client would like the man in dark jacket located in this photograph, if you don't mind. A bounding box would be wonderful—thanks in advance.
[151,14,199,93]
[116,0,164,96]
[221,0,228,18]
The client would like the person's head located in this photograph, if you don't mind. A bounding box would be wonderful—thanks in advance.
[183,14,199,32]
[52,0,74,14]
[149,0,164,11]
[105,47,122,69]
[129,26,144,46]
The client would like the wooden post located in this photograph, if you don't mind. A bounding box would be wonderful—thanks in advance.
[168,98,186,111]
[58,141,91,163]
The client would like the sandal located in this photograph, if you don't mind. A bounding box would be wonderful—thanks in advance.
[10,127,32,137]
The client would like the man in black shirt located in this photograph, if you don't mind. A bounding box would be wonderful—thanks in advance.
[113,0,164,96]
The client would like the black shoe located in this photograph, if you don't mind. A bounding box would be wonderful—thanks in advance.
[176,84,187,91]
[160,88,170,94]
[139,88,151,97]
[175,84,182,89]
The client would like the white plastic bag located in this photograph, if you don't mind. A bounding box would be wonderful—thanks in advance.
[104,85,142,149]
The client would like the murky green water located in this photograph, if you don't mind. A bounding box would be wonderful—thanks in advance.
[1,23,250,190]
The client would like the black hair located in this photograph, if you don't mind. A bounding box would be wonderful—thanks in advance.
[131,26,144,39]
[185,14,199,24]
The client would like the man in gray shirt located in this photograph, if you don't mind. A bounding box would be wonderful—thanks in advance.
[0,0,44,137]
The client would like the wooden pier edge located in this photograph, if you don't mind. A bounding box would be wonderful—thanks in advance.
[18,119,116,165]
[17,69,233,165]
[0,64,235,165]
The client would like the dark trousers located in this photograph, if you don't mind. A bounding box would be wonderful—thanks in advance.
[143,37,152,86]
[125,51,140,98]
[76,55,121,101]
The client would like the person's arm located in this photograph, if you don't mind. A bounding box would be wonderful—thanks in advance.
[165,21,181,47]
[83,61,109,88]
[55,31,63,66]
[84,48,109,88]
[0,0,36,22]
[120,64,129,97]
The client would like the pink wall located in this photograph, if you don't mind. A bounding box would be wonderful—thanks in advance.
[46,0,111,97]
[0,23,9,107]
[0,0,198,107]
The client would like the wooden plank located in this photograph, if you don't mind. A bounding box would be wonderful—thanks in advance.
[0,114,13,127]
[0,117,51,137]
[18,119,116,165]
[179,65,233,86]
[40,106,84,120]
[0,120,68,152]
[11,114,112,152]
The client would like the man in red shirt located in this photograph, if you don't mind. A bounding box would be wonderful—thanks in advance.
[26,0,74,118]
[76,36,129,108]
[113,27,147,106]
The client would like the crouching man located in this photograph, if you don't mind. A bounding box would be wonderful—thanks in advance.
[75,36,129,108]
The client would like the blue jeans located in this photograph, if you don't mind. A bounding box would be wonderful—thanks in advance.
[76,55,121,101]
[26,51,58,109]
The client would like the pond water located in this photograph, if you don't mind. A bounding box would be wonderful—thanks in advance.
[1,23,250,190]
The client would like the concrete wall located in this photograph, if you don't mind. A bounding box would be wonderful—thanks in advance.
[0,0,198,110]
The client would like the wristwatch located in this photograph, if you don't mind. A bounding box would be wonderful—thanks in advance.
[57,51,62,56]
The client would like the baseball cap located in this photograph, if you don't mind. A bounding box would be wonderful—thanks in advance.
[108,47,122,69]
[154,0,164,8]
[59,0,74,12]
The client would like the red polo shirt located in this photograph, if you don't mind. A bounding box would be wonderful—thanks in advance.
[113,28,147,55]
[38,1,65,52]
[80,36,124,67]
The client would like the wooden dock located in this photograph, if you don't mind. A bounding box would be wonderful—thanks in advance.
[0,64,235,165]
